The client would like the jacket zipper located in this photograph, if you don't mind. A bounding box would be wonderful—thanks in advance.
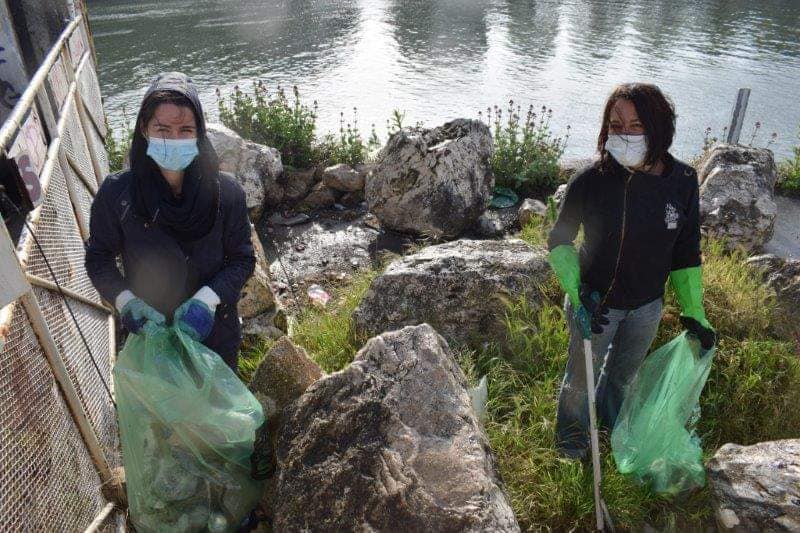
[598,170,633,311]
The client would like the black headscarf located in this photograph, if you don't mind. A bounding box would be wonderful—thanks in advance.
[128,72,220,241]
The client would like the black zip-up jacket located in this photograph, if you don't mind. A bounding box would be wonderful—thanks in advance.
[547,155,701,310]
[85,170,255,364]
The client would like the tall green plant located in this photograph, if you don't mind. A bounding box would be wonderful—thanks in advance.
[484,101,568,196]
[316,108,381,167]
[105,110,133,173]
[777,127,800,195]
[217,81,318,168]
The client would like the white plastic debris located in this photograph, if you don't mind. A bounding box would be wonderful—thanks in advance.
[307,284,331,307]
[468,375,488,422]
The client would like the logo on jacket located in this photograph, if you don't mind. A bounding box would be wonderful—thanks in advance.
[665,203,679,230]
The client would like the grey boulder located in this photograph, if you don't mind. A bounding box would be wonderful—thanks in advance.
[366,119,494,239]
[353,238,550,347]
[707,439,800,532]
[322,163,364,192]
[698,143,778,253]
[206,123,284,219]
[518,198,547,228]
[746,254,800,336]
[272,324,520,532]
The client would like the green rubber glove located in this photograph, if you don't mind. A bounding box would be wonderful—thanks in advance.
[548,244,582,309]
[669,266,714,331]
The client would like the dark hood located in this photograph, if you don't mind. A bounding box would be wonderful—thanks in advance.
[139,71,209,137]
[127,71,220,239]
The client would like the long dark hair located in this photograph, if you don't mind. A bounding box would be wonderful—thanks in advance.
[128,89,219,190]
[596,83,676,172]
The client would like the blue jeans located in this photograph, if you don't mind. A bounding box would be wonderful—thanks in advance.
[555,295,663,457]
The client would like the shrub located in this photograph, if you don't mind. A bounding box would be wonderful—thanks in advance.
[483,102,568,198]
[105,114,133,173]
[217,81,318,168]
[777,127,800,195]
[315,108,381,167]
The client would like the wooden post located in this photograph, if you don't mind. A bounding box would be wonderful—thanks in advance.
[725,88,751,145]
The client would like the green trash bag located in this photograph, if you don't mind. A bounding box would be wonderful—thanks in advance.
[113,323,266,532]
[611,331,716,495]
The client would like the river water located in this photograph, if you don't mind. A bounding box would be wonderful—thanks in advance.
[87,0,800,160]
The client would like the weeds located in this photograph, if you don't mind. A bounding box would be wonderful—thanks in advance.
[777,127,800,195]
[483,101,568,198]
[316,108,381,167]
[105,111,133,173]
[217,81,318,168]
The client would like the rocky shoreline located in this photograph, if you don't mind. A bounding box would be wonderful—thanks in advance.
[205,118,800,531]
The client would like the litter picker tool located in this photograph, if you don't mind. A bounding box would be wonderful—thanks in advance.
[583,337,615,531]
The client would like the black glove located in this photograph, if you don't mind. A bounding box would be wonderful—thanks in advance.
[680,316,716,351]
[579,284,610,335]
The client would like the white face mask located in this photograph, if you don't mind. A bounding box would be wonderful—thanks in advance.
[605,134,648,169]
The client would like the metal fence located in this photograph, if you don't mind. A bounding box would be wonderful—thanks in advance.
[0,13,124,532]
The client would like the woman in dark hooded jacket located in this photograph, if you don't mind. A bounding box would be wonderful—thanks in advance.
[85,72,255,371]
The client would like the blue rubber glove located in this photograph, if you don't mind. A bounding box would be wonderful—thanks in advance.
[174,286,220,341]
[117,291,166,334]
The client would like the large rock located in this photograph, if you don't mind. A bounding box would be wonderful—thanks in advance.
[249,337,323,415]
[282,167,321,203]
[238,226,278,319]
[518,198,547,228]
[353,239,550,347]
[473,208,519,238]
[206,123,284,219]
[249,337,323,520]
[698,143,778,253]
[707,439,800,532]
[238,261,276,318]
[304,182,338,210]
[273,324,520,532]
[746,254,800,335]
[366,119,494,239]
[322,163,364,192]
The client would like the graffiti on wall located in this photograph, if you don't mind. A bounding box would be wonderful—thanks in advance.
[8,107,47,208]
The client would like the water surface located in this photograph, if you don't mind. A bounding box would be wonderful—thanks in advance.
[88,0,800,160]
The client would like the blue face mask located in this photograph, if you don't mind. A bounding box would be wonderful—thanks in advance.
[146,136,199,171]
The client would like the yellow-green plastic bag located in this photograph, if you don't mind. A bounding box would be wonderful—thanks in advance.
[611,331,715,495]
[113,323,265,532]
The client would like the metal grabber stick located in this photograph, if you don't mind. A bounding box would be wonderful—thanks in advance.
[583,337,608,531]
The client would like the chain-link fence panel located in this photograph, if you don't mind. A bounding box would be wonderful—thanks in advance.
[0,301,112,532]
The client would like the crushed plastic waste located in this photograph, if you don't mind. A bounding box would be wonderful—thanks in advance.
[307,284,330,307]
[114,323,266,532]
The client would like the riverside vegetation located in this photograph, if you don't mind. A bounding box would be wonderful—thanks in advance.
[106,82,800,198]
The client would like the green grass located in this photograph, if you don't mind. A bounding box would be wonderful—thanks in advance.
[290,269,377,373]
[241,215,800,530]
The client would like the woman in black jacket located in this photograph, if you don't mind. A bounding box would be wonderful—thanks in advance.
[85,72,255,371]
[547,83,716,459]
